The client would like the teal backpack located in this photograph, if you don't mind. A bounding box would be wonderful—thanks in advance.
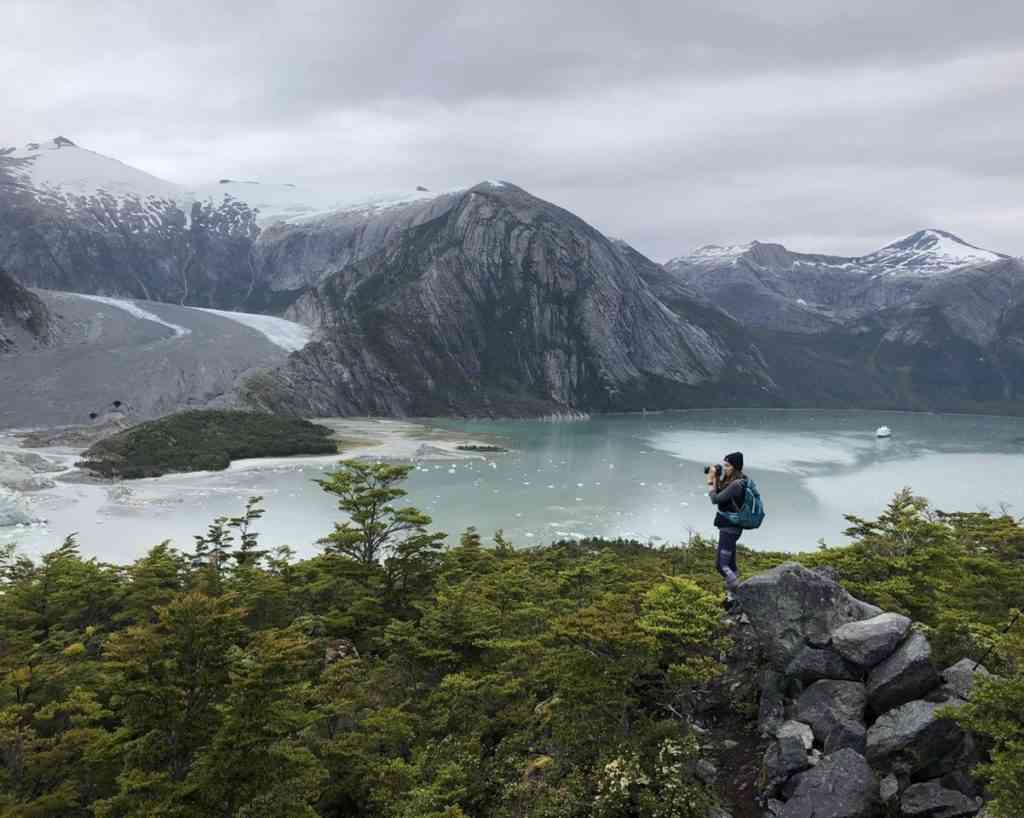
[721,478,766,530]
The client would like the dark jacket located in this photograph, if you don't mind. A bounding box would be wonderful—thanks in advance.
[709,477,746,532]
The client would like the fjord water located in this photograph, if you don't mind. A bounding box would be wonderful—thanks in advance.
[8,410,1024,561]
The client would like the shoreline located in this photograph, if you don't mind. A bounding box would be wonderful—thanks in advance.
[0,416,511,496]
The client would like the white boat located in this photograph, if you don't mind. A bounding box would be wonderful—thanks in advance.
[875,426,892,438]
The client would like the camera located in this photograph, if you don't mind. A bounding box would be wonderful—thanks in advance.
[703,463,723,479]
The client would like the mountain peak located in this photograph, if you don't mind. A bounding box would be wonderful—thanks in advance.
[867,228,1006,275]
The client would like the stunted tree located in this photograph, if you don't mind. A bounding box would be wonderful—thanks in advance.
[317,461,445,612]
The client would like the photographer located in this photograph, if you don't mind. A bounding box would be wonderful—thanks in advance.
[706,451,746,595]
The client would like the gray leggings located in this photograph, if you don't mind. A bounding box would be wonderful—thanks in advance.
[716,528,741,587]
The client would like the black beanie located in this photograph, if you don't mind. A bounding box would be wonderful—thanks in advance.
[724,451,744,471]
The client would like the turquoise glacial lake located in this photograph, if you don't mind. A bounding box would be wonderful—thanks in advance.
[7,410,1024,562]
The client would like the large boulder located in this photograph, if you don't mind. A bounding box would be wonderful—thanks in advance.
[736,563,882,671]
[823,719,867,756]
[778,748,880,818]
[785,645,862,684]
[900,781,981,818]
[940,659,992,701]
[759,669,789,736]
[831,613,912,667]
[776,720,814,751]
[764,733,812,795]
[867,631,941,714]
[866,699,968,779]
[790,679,864,753]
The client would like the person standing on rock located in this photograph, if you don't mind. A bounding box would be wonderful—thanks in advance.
[707,451,746,597]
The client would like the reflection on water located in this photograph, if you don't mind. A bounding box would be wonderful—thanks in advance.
[6,409,1024,561]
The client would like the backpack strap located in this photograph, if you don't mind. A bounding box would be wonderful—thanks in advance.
[730,477,746,513]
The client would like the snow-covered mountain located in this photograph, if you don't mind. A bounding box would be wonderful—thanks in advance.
[858,229,1007,277]
[0,137,492,308]
[5,136,1024,416]
[666,230,1024,413]
[9,137,180,203]
[668,229,1009,279]
[664,228,1017,332]
[4,136,469,228]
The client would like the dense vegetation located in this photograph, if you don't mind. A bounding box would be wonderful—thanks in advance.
[77,410,338,478]
[0,465,1021,817]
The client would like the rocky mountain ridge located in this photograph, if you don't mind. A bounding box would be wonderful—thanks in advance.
[4,137,1024,417]
[665,230,1016,333]
[0,268,52,353]
[666,230,1024,413]
[242,182,779,416]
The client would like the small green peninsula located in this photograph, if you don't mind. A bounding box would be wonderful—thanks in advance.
[77,409,338,478]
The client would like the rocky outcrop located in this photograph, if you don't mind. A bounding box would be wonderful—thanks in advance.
[900,782,982,818]
[732,565,995,818]
[0,268,52,353]
[785,645,861,684]
[777,748,880,818]
[735,563,881,671]
[867,632,941,715]
[796,681,867,753]
[833,613,912,667]
[240,183,780,417]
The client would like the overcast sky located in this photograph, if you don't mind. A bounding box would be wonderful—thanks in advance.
[3,0,1023,261]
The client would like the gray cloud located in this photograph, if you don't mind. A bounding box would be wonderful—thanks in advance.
[3,0,1023,260]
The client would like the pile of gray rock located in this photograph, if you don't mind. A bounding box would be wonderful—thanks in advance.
[735,563,993,818]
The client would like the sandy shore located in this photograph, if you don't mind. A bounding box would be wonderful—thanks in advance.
[224,417,510,472]
[1,416,511,488]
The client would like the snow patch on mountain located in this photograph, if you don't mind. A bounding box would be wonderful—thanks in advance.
[6,138,473,229]
[9,138,181,202]
[668,243,753,266]
[669,230,1007,278]
[862,229,1006,277]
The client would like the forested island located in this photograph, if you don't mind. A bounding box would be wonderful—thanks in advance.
[0,463,1021,817]
[76,410,339,478]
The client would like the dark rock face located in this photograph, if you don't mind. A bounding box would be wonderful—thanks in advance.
[823,719,867,756]
[832,613,912,667]
[764,734,812,795]
[900,781,981,818]
[0,268,52,352]
[785,645,861,684]
[796,680,867,749]
[867,631,941,715]
[0,154,265,309]
[240,184,780,417]
[778,748,880,818]
[735,563,880,671]
[879,773,899,806]
[759,669,789,736]
[253,191,465,291]
[866,699,968,779]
